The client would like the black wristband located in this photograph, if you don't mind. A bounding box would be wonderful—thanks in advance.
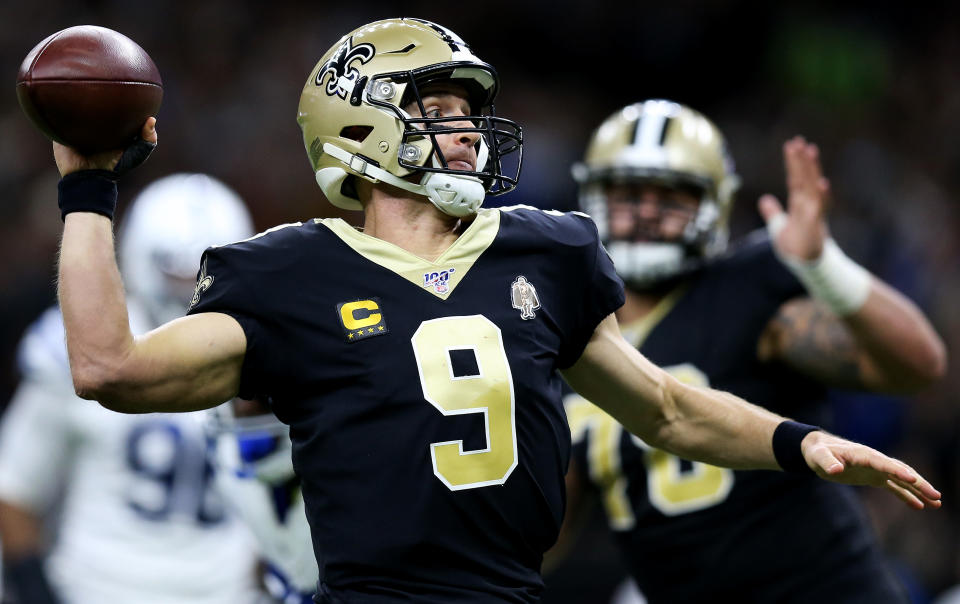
[772,420,820,474]
[57,170,119,221]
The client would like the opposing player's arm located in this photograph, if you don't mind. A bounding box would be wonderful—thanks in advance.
[56,120,245,413]
[561,313,941,509]
[0,502,61,604]
[759,291,946,393]
[0,371,76,602]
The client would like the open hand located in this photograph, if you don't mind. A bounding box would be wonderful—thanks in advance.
[54,117,157,177]
[801,430,941,510]
[758,136,830,261]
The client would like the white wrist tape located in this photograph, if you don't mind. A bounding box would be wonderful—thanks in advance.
[767,214,872,316]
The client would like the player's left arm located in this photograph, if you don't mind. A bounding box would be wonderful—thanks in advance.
[561,313,941,510]
[756,136,946,394]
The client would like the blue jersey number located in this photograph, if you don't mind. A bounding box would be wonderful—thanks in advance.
[125,420,225,525]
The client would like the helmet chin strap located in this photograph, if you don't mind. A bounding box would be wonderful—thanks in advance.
[321,143,486,217]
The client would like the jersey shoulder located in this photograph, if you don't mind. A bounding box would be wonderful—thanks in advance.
[201,221,320,269]
[494,205,601,252]
[16,306,70,382]
[188,221,329,314]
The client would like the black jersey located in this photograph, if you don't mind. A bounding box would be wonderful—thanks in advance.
[188,206,624,603]
[568,232,906,603]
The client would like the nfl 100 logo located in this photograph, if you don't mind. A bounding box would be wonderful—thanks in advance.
[423,268,456,294]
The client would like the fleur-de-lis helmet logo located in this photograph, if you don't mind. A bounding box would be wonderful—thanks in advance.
[315,36,375,99]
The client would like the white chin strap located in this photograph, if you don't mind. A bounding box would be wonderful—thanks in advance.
[322,143,485,217]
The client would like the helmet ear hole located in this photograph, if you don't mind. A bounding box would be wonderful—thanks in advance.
[339,125,373,142]
[340,176,358,200]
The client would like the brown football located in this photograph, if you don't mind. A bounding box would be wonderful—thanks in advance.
[16,25,163,154]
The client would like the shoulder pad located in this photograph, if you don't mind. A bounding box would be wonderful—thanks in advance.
[16,307,71,380]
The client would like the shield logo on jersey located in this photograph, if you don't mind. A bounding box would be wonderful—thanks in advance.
[510,276,541,320]
[423,268,456,295]
[316,37,375,99]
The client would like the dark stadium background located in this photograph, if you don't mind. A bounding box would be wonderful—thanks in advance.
[2,1,959,601]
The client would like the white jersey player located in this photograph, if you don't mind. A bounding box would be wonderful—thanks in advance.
[209,399,320,603]
[0,174,265,604]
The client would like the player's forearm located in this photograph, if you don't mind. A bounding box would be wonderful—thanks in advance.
[564,317,784,471]
[844,279,946,393]
[58,212,136,400]
[652,379,783,470]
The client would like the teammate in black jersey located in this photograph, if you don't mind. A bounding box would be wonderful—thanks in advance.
[51,20,940,603]
[552,100,946,603]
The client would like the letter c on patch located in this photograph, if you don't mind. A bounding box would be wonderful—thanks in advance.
[340,300,382,330]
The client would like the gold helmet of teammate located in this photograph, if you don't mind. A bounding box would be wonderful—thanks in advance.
[298,18,522,217]
[573,100,740,286]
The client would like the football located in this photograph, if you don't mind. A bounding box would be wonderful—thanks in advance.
[16,25,163,154]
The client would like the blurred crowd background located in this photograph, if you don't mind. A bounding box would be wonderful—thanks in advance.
[2,1,959,602]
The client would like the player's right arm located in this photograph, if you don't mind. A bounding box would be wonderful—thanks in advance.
[56,120,245,413]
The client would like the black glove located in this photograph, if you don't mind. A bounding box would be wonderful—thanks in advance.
[113,137,156,176]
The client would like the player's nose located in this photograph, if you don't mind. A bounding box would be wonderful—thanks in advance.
[635,195,661,218]
[450,118,480,147]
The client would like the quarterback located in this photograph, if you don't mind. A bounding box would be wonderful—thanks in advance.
[50,18,939,603]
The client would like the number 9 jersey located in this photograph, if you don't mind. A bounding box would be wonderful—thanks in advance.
[187,206,625,602]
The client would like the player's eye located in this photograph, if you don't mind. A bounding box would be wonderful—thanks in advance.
[425,108,442,119]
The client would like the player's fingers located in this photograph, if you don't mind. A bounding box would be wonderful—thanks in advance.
[844,445,908,479]
[806,444,844,476]
[757,194,785,224]
[891,468,942,503]
[848,448,942,504]
[804,142,822,178]
[783,137,807,195]
[885,479,925,510]
[141,117,158,144]
[896,478,943,508]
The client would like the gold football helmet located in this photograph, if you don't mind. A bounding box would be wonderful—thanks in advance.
[573,100,740,286]
[298,18,522,217]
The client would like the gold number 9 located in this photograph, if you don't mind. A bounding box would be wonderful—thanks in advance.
[411,315,518,490]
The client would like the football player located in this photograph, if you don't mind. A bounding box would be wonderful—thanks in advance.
[207,398,320,603]
[0,174,264,604]
[50,19,940,603]
[556,100,946,602]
